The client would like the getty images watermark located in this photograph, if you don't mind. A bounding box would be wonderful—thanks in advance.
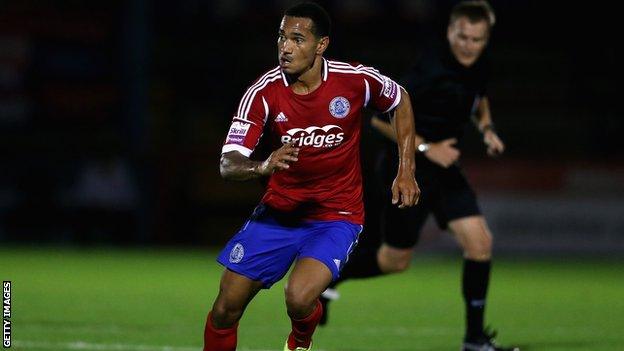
[3,281,10,348]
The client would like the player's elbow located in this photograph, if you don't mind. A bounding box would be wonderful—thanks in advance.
[219,155,234,180]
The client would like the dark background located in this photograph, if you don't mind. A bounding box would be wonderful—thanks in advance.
[1,1,622,252]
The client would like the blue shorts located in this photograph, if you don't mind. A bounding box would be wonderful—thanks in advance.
[217,205,363,288]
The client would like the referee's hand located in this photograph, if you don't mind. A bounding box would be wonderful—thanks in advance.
[483,130,505,156]
[391,171,420,209]
[424,138,460,168]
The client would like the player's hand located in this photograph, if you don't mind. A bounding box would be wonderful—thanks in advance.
[391,169,420,209]
[424,138,460,168]
[483,130,505,156]
[258,143,300,176]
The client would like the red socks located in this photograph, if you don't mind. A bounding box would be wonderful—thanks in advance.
[203,311,238,351]
[204,301,322,351]
[287,300,323,350]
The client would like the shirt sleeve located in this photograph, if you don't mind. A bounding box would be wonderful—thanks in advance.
[221,86,270,157]
[362,66,402,113]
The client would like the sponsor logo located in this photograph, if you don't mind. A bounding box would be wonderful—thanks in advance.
[382,76,397,99]
[229,243,245,263]
[275,112,288,122]
[226,121,251,144]
[281,125,345,148]
[328,96,350,118]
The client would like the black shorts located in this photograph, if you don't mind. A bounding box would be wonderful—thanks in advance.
[366,149,481,249]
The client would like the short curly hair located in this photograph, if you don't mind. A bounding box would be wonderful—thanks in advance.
[284,2,331,38]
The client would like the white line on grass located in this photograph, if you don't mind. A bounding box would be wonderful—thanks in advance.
[13,340,325,351]
[12,341,327,351]
[13,341,200,351]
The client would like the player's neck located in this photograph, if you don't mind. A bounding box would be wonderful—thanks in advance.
[288,56,323,95]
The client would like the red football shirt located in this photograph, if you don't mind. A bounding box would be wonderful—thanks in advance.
[222,59,401,224]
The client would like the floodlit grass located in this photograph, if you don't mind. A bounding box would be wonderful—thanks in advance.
[2,247,623,350]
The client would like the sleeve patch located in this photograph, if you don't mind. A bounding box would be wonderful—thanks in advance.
[382,76,397,99]
[225,121,252,145]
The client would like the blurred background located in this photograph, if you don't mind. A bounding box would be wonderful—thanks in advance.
[1,0,622,254]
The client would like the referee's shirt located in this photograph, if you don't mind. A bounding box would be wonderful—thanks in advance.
[400,41,490,143]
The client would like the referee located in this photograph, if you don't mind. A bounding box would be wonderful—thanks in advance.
[322,2,519,350]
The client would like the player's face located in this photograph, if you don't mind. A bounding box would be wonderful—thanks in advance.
[277,16,326,75]
[447,17,489,67]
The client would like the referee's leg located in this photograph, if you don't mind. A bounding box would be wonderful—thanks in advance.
[448,215,494,342]
[449,215,493,261]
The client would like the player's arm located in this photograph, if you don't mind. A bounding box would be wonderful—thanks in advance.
[473,96,505,156]
[389,87,420,208]
[220,144,299,181]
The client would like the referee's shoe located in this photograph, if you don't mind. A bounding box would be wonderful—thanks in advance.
[462,329,520,351]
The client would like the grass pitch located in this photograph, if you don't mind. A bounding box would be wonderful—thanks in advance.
[2,247,623,351]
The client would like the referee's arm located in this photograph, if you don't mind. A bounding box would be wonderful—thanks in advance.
[473,96,505,156]
[371,114,426,147]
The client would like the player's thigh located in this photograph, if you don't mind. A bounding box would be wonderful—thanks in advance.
[211,269,263,327]
[214,268,263,309]
[448,215,493,259]
[285,257,333,308]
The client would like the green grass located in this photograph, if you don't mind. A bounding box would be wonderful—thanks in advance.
[2,247,623,350]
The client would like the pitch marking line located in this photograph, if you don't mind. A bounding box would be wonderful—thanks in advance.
[13,340,328,351]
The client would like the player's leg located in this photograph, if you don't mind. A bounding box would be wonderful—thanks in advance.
[204,269,263,351]
[206,204,302,351]
[286,220,361,349]
[283,258,332,350]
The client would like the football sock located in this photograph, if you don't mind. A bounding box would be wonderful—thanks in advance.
[287,300,323,350]
[203,311,238,351]
[330,247,383,288]
[462,259,491,340]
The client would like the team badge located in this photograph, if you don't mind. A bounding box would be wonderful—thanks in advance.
[229,243,245,263]
[329,96,350,119]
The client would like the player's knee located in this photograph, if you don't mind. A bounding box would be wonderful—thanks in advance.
[284,286,317,318]
[211,300,244,328]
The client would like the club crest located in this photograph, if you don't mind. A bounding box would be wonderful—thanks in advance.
[229,243,245,263]
[329,96,350,119]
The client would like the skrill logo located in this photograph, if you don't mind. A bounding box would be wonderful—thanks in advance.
[382,76,397,99]
[226,121,251,144]
[281,125,345,148]
[228,121,251,136]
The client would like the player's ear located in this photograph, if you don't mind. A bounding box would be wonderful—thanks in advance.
[316,36,329,55]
